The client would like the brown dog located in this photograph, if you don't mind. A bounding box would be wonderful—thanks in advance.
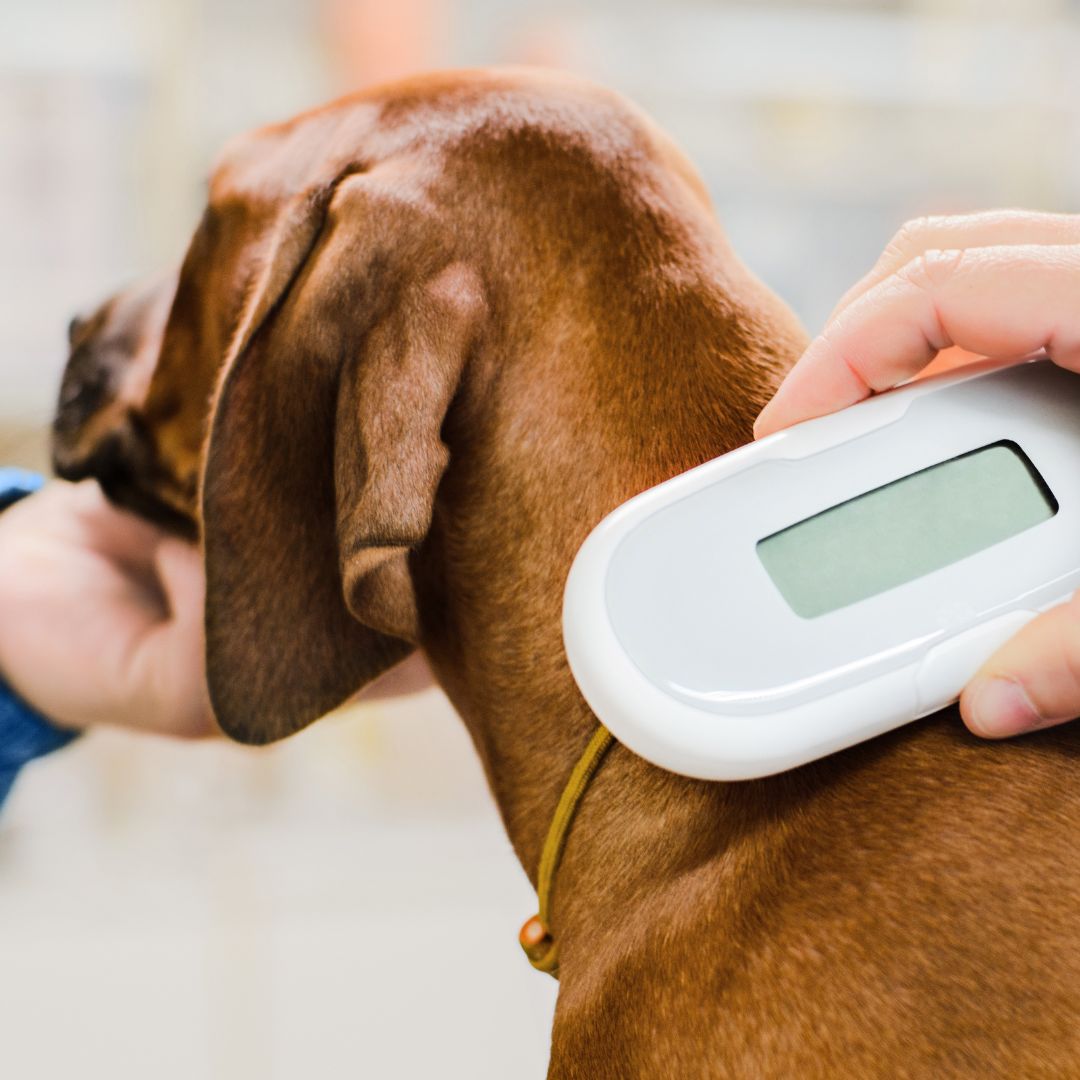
[54,68,1080,1077]
[55,270,185,532]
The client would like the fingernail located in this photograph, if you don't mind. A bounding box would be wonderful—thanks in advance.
[966,678,1041,738]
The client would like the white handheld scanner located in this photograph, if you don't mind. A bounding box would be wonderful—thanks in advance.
[563,356,1080,780]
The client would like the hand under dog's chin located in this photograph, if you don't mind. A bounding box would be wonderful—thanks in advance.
[95,472,198,541]
[52,433,199,541]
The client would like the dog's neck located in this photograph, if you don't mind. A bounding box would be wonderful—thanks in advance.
[418,268,808,895]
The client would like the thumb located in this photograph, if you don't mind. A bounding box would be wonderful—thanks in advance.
[960,596,1080,738]
[128,537,217,738]
[153,537,205,629]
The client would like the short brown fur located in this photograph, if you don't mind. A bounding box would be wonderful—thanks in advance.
[55,68,1080,1077]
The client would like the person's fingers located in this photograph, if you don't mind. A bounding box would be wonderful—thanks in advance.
[153,537,205,628]
[830,210,1080,321]
[914,345,986,381]
[152,537,216,736]
[352,650,433,702]
[753,242,1080,438]
[122,538,216,738]
[5,479,170,574]
[72,481,171,571]
[961,597,1080,738]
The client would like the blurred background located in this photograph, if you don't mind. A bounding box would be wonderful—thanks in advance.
[1,0,1078,1076]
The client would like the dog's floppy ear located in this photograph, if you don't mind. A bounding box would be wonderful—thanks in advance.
[202,170,485,744]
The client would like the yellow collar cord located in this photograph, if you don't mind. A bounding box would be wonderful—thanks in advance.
[519,724,616,977]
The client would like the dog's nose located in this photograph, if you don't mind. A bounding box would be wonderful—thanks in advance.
[55,364,108,427]
[68,313,88,345]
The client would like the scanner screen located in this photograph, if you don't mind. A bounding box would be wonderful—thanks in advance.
[756,441,1057,619]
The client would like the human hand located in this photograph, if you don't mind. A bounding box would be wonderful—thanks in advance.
[752,209,1080,740]
[353,651,435,702]
[0,479,215,737]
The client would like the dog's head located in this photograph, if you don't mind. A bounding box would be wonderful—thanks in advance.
[53,271,193,533]
[52,69,803,750]
[54,73,519,746]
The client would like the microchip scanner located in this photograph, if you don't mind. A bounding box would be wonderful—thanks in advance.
[563,356,1080,780]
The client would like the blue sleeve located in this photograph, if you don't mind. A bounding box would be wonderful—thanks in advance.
[0,469,80,810]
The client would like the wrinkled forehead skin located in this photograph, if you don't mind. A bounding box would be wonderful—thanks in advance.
[141,68,717,524]
[142,91,411,518]
[138,138,293,511]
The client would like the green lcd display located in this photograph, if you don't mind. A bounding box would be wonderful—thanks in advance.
[756,441,1058,619]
